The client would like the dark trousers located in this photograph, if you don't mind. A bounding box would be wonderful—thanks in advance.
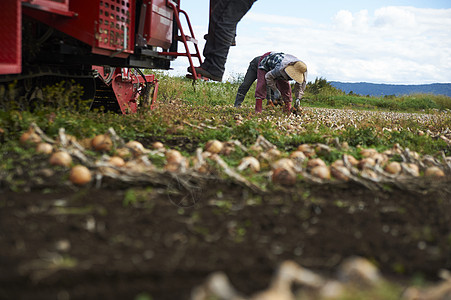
[234,56,259,107]
[202,0,256,78]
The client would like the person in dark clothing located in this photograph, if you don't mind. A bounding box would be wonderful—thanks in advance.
[234,54,275,107]
[188,0,257,82]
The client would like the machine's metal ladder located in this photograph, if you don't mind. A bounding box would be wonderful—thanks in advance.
[159,0,205,80]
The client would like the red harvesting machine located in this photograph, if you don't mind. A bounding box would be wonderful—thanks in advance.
[0,0,203,113]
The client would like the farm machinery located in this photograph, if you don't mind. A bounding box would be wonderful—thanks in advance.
[0,0,203,113]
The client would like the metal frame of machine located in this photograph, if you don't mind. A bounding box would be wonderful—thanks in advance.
[0,0,202,113]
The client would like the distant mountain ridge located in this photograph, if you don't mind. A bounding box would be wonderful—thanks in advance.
[329,82,451,97]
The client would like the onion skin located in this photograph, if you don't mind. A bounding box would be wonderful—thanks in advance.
[205,140,223,154]
[49,151,72,167]
[360,148,378,158]
[272,167,296,186]
[91,134,113,151]
[109,156,125,167]
[307,158,326,169]
[331,165,350,181]
[152,142,165,151]
[69,165,92,185]
[20,130,42,145]
[272,158,294,171]
[425,166,445,177]
[125,141,146,155]
[344,155,359,166]
[36,142,53,154]
[403,163,420,177]
[311,166,331,180]
[166,149,183,164]
[297,144,315,157]
[116,147,131,159]
[384,162,402,175]
[358,158,376,170]
[237,156,261,172]
[289,151,306,161]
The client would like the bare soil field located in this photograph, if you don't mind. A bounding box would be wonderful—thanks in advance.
[1,176,450,299]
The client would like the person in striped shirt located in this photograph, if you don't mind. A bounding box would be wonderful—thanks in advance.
[255,52,307,113]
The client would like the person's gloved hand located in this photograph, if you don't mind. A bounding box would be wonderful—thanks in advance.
[273,88,281,100]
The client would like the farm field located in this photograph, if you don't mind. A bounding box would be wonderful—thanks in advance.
[1,77,451,299]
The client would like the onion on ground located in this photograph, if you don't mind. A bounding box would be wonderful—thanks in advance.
[20,129,42,145]
[69,165,92,185]
[205,140,223,154]
[49,151,72,167]
[36,142,53,154]
[91,134,113,151]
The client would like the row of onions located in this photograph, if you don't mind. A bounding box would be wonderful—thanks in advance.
[20,125,450,189]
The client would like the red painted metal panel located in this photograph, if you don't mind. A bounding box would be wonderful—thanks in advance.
[22,0,74,16]
[143,0,174,49]
[0,0,21,74]
[22,0,135,58]
[96,0,134,53]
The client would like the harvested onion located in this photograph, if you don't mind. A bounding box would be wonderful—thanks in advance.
[49,151,72,167]
[272,158,294,171]
[331,160,345,168]
[205,140,223,154]
[237,156,260,172]
[20,129,41,145]
[307,158,326,169]
[125,140,147,156]
[384,161,402,174]
[331,165,350,181]
[289,151,306,161]
[36,142,53,154]
[152,141,165,150]
[109,156,125,167]
[373,153,388,165]
[358,158,376,170]
[272,167,296,186]
[344,155,359,166]
[69,165,92,185]
[360,148,378,158]
[116,147,131,159]
[166,149,183,164]
[310,165,331,179]
[91,134,112,151]
[425,166,445,177]
[297,144,315,157]
[402,163,420,177]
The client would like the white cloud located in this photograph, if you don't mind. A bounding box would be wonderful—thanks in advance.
[333,10,354,30]
[374,6,416,28]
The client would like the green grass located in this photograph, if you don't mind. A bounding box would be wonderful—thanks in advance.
[154,72,451,112]
[1,74,450,166]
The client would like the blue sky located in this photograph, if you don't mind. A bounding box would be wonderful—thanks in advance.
[169,1,451,84]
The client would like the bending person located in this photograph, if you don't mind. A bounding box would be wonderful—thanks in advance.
[234,54,275,107]
[255,52,307,113]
